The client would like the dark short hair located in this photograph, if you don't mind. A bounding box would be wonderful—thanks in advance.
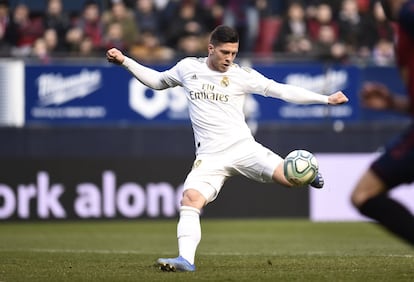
[209,25,239,46]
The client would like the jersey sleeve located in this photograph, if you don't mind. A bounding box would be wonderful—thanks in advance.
[161,59,186,88]
[122,57,170,90]
[241,67,273,95]
[266,80,329,104]
[245,66,329,104]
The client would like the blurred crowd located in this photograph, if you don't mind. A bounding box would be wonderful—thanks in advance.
[0,0,396,65]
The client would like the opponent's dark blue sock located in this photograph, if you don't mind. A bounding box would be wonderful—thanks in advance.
[358,194,414,246]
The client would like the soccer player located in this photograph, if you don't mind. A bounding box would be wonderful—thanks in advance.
[351,0,414,246]
[106,25,349,271]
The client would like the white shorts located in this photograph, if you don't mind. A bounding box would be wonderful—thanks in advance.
[183,139,283,203]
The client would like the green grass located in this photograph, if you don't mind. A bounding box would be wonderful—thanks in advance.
[0,219,413,281]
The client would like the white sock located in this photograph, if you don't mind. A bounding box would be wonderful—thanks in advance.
[177,206,201,265]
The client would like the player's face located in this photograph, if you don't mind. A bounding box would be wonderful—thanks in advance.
[207,42,239,72]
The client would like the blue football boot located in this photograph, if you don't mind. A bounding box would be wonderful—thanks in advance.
[310,172,324,189]
[157,256,196,272]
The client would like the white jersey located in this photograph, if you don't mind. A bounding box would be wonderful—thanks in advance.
[122,56,329,155]
[161,57,271,155]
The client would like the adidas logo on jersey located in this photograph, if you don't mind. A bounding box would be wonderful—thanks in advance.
[191,74,198,80]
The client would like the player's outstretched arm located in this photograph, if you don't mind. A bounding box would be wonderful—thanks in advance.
[327,91,349,105]
[267,81,349,105]
[106,48,170,90]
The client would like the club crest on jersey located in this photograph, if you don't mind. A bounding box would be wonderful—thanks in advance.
[220,76,229,87]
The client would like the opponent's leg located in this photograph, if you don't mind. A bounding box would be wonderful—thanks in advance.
[352,169,414,246]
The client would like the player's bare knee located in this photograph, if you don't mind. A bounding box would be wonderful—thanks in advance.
[181,189,206,208]
[350,188,367,208]
[351,171,385,208]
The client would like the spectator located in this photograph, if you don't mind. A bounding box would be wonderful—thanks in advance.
[8,3,44,57]
[312,24,348,62]
[129,29,174,62]
[364,0,395,64]
[157,0,179,31]
[164,0,207,50]
[134,0,161,36]
[0,0,12,56]
[31,37,50,63]
[255,0,275,18]
[370,0,395,43]
[176,32,206,58]
[307,3,338,42]
[79,36,100,57]
[337,0,373,59]
[43,0,70,52]
[273,1,312,55]
[65,26,83,53]
[66,0,103,54]
[371,38,394,66]
[102,0,138,49]
[0,0,396,61]
[200,0,225,27]
[220,0,260,53]
[159,0,218,34]
[42,28,60,56]
[102,22,128,51]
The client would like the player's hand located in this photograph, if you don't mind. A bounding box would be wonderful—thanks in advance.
[328,91,349,105]
[106,48,125,65]
[359,82,393,110]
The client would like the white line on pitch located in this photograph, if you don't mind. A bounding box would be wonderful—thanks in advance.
[0,248,413,258]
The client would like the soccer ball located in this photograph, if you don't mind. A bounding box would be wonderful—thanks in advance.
[283,149,318,186]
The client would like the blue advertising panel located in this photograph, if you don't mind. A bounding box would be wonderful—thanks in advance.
[25,62,384,125]
[253,64,360,122]
[25,64,191,125]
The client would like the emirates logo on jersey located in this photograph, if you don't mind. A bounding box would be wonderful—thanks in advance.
[220,76,229,87]
[189,83,230,102]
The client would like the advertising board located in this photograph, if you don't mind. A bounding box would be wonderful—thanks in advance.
[25,63,364,125]
[0,158,307,220]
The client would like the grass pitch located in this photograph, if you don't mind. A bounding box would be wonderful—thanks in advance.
[0,219,413,282]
